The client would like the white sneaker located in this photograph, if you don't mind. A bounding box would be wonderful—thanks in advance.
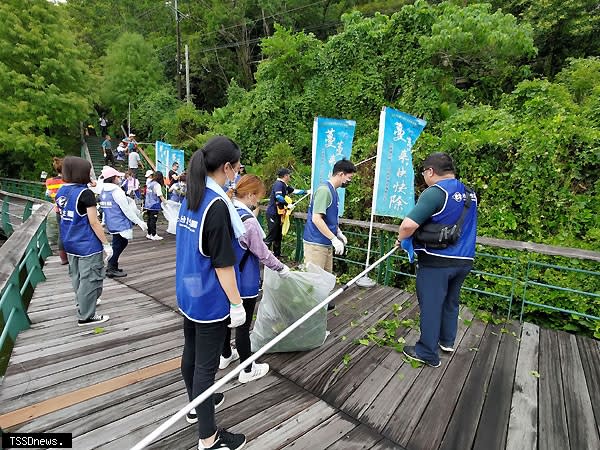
[146,234,153,240]
[238,362,269,384]
[152,235,164,241]
[439,343,455,353]
[219,348,239,370]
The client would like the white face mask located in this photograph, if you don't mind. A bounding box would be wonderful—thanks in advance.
[222,163,237,191]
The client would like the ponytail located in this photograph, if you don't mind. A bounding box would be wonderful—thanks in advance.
[186,136,241,212]
[186,150,208,211]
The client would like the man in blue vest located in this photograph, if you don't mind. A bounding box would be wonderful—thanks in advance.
[303,159,357,309]
[397,152,478,368]
[264,168,306,257]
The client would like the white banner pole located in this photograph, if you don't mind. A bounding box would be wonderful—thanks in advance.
[357,107,386,288]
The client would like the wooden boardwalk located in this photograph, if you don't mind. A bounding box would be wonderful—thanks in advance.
[1,229,599,449]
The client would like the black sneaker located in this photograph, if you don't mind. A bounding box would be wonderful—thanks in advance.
[106,268,127,278]
[403,345,441,368]
[327,303,336,311]
[78,314,109,326]
[186,393,225,424]
[199,429,245,450]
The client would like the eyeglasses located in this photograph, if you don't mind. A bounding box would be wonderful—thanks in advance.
[421,167,432,176]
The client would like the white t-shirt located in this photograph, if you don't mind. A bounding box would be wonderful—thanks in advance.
[128,151,141,168]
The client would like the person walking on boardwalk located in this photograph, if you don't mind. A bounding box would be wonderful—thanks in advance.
[303,158,356,309]
[176,136,247,450]
[397,152,478,368]
[219,174,291,384]
[55,156,111,326]
[98,166,148,278]
[144,171,166,240]
[45,157,68,265]
[264,168,307,257]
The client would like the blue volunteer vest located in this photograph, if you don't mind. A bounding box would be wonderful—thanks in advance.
[56,184,103,257]
[175,189,239,322]
[415,179,478,260]
[233,208,261,298]
[266,179,289,216]
[303,182,339,246]
[99,188,132,234]
[144,180,161,211]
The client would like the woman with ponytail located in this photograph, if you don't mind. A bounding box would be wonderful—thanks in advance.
[175,136,246,450]
[219,175,290,384]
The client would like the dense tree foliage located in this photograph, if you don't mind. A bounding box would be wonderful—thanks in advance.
[0,0,93,178]
[100,32,166,128]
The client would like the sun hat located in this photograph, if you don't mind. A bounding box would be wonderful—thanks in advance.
[145,169,154,178]
[100,166,125,179]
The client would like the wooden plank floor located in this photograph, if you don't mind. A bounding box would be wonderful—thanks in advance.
[1,227,599,450]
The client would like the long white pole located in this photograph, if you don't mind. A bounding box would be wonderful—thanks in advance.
[185,44,191,104]
[364,107,386,269]
[131,245,399,450]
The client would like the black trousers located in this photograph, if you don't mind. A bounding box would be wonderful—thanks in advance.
[222,297,257,373]
[265,213,282,257]
[181,317,228,439]
[108,233,128,270]
[147,210,159,235]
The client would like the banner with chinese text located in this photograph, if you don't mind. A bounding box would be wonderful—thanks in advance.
[155,141,185,177]
[310,117,356,216]
[372,107,427,218]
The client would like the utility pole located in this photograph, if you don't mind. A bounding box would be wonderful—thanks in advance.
[174,0,182,99]
[185,44,191,104]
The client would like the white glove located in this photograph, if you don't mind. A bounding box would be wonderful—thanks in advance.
[278,265,291,278]
[103,243,113,263]
[306,189,312,195]
[337,230,348,245]
[229,303,246,328]
[331,236,345,255]
[138,222,148,232]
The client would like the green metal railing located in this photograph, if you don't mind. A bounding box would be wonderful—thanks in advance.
[520,261,600,323]
[0,178,46,201]
[280,213,599,327]
[0,201,53,377]
[1,190,40,238]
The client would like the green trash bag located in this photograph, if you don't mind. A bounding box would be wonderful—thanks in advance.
[250,262,336,353]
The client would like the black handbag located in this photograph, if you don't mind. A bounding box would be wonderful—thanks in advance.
[414,187,474,249]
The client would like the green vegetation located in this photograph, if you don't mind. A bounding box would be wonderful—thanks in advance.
[0,0,597,334]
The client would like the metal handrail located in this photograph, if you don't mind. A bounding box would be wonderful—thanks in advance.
[282,214,599,325]
[0,202,53,377]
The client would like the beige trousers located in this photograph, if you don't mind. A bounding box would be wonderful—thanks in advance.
[303,242,333,273]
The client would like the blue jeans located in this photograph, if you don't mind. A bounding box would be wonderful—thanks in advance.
[415,264,472,364]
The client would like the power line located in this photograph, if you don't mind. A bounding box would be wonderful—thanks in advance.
[198,20,341,54]
[184,0,330,39]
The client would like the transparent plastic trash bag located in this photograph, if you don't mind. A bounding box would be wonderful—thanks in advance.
[126,197,143,221]
[162,200,181,235]
[250,262,336,353]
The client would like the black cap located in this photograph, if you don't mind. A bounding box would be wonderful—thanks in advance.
[277,168,291,177]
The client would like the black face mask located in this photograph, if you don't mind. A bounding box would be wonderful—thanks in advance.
[248,204,257,211]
